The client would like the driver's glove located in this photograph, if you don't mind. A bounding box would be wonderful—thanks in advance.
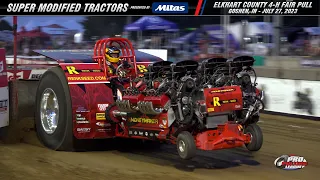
[118,70,127,77]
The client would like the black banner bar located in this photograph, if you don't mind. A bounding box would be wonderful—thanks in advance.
[0,0,319,15]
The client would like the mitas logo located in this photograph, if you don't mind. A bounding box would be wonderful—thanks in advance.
[152,2,188,14]
[97,104,109,112]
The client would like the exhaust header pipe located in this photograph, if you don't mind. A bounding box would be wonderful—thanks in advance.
[137,101,162,115]
[116,99,137,113]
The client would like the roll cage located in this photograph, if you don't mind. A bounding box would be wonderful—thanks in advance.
[92,37,137,78]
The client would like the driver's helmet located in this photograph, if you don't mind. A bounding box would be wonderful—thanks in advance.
[105,46,120,63]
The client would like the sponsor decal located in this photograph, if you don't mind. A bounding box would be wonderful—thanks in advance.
[97,104,109,112]
[76,128,91,133]
[66,66,79,75]
[212,97,238,107]
[96,113,106,120]
[210,88,236,93]
[75,114,89,124]
[212,97,221,107]
[207,107,215,112]
[152,2,188,14]
[136,65,148,73]
[76,114,86,120]
[76,121,89,124]
[220,99,238,104]
[96,128,111,132]
[208,97,238,112]
[162,118,167,126]
[129,117,158,124]
[81,69,102,73]
[76,107,89,113]
[66,66,102,74]
[0,99,8,113]
[274,155,308,170]
[67,76,106,81]
[96,122,111,127]
[30,74,42,79]
[7,71,23,81]
[129,129,160,138]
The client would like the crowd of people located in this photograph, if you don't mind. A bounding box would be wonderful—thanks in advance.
[1,29,320,59]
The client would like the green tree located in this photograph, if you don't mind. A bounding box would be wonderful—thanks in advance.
[0,19,13,31]
[80,16,127,40]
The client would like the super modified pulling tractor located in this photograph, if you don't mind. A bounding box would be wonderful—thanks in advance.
[1,38,264,160]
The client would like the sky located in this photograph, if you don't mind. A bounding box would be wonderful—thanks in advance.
[1,16,85,32]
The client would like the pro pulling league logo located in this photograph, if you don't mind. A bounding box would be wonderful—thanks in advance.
[274,155,308,170]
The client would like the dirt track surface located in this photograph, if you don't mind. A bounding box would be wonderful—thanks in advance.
[1,115,320,180]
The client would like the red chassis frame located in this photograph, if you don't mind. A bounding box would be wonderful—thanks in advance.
[112,121,252,151]
[195,123,251,151]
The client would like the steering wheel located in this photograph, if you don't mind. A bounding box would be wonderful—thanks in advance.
[115,62,134,82]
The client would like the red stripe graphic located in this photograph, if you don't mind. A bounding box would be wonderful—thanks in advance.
[194,0,203,16]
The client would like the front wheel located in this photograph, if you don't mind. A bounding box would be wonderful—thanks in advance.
[244,123,263,151]
[176,131,196,160]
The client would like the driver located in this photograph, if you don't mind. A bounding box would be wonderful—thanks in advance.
[105,46,130,77]
[105,46,121,76]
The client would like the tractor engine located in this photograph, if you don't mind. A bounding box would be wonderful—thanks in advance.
[113,56,264,132]
[116,61,173,115]
[164,60,201,125]
[192,56,264,127]
[229,56,265,124]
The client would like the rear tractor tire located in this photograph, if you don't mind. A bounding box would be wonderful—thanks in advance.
[244,123,263,151]
[35,67,75,151]
[176,131,196,160]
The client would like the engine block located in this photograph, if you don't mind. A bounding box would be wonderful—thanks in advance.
[113,56,264,131]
